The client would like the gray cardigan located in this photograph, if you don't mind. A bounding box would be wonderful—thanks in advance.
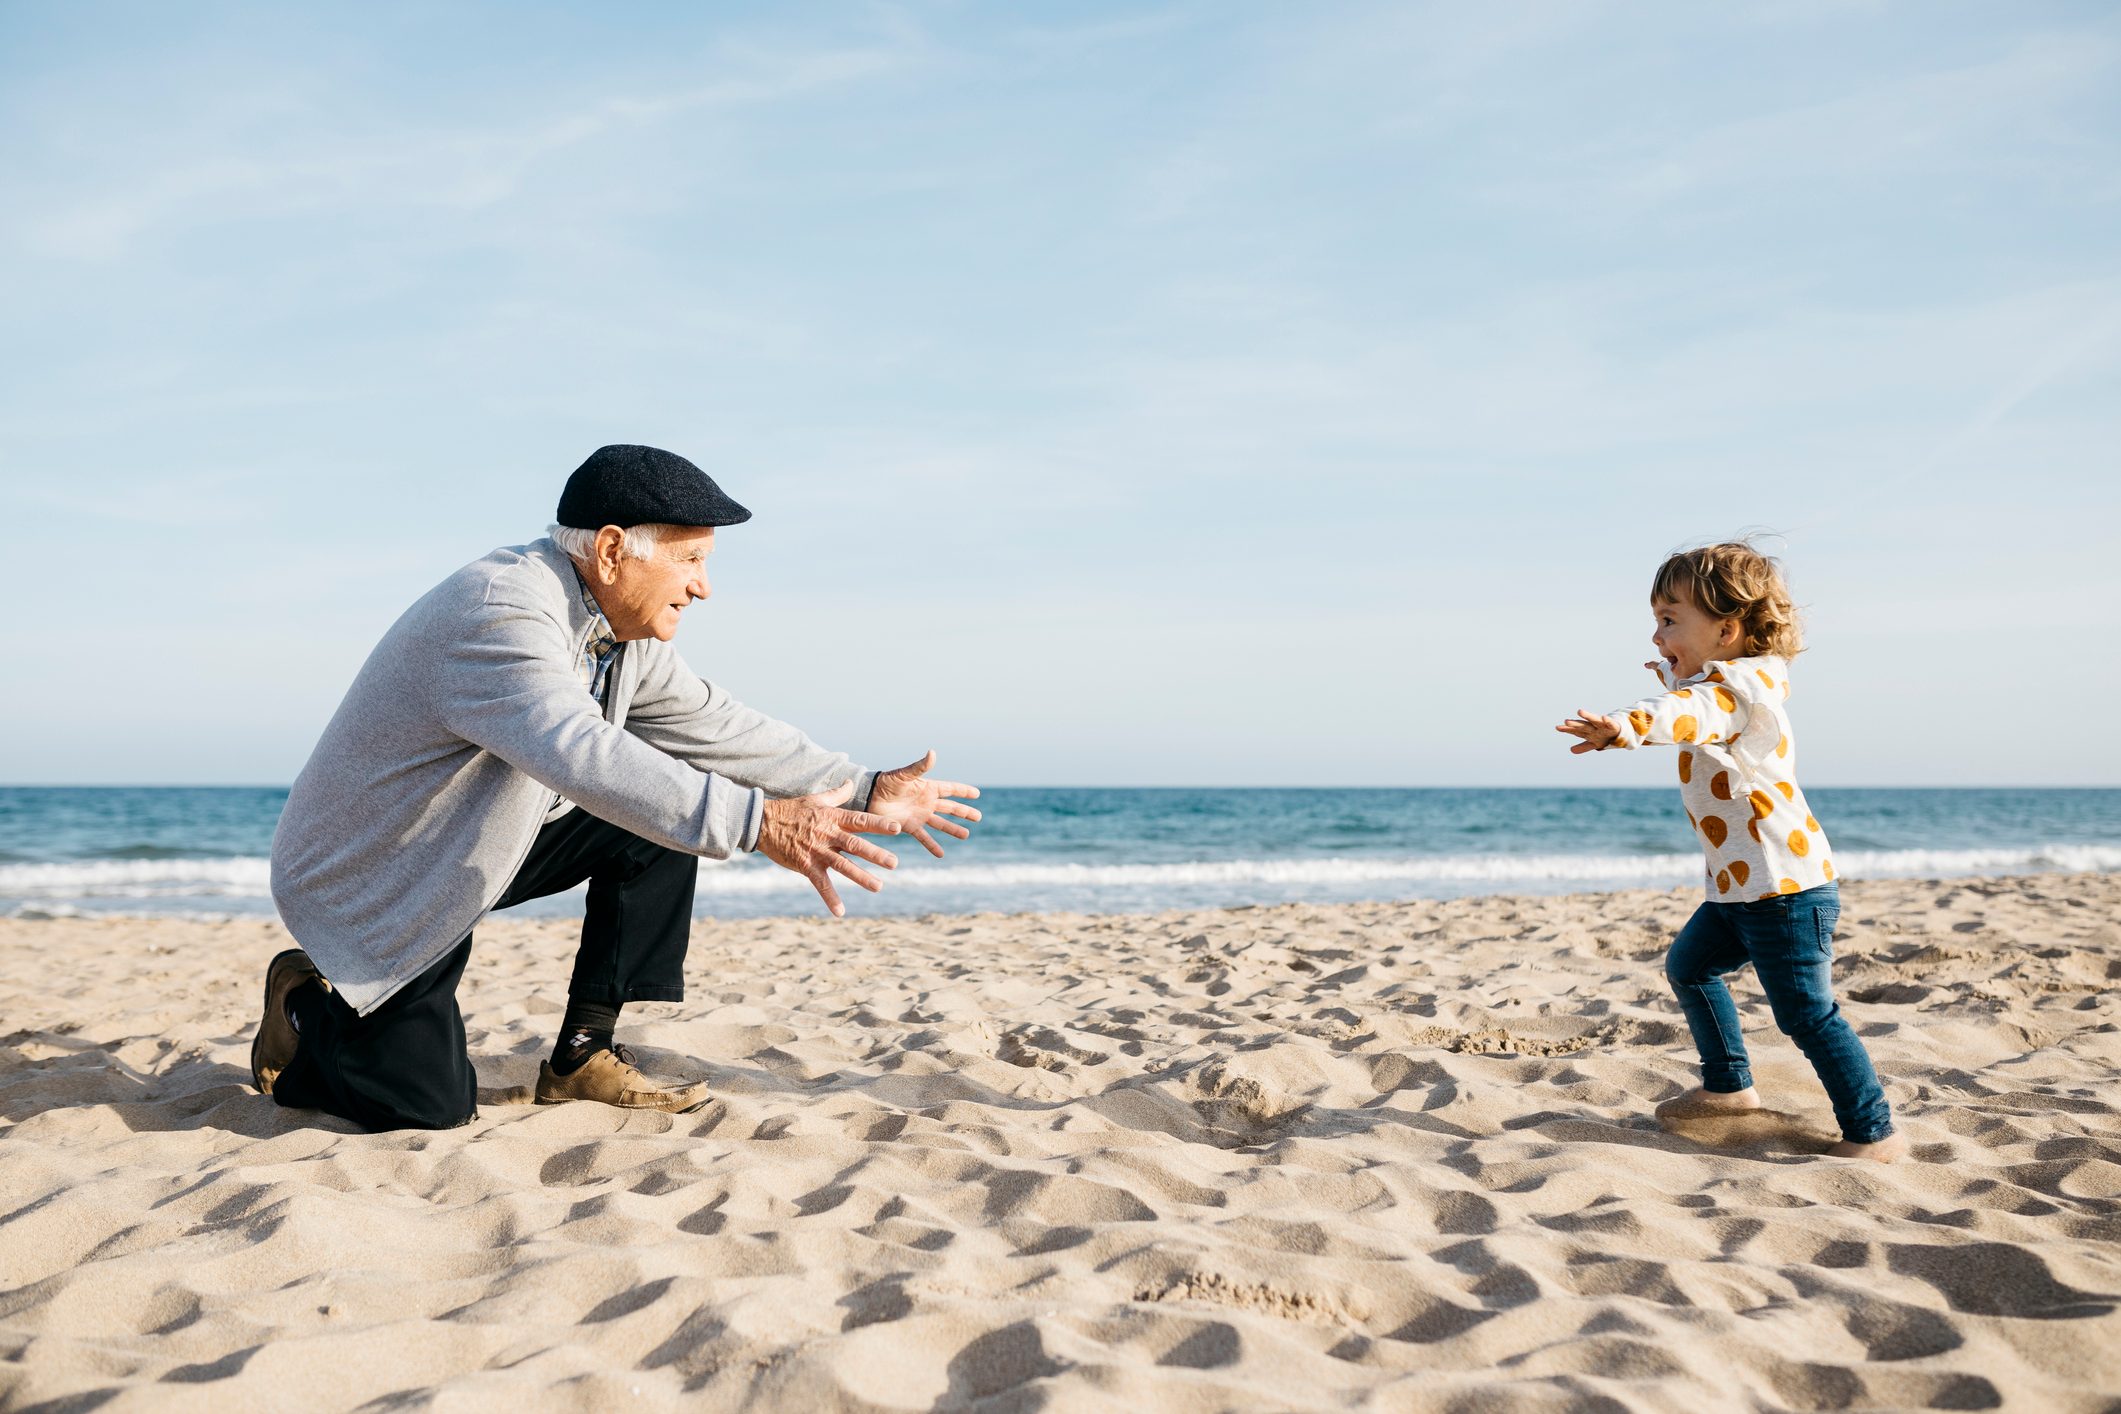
[271,539,873,1015]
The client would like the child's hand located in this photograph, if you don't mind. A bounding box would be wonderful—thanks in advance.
[1555,709,1620,754]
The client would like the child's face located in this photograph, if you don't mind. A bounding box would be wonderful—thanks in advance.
[1651,595,1743,678]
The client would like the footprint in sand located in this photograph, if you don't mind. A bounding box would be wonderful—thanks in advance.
[1653,1102,1837,1155]
[997,1025,1110,1072]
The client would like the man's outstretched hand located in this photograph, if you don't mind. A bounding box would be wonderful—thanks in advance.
[755,780,902,918]
[867,750,983,858]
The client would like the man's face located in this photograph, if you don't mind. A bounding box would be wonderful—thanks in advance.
[599,526,716,642]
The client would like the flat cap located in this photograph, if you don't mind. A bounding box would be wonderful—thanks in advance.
[556,444,752,530]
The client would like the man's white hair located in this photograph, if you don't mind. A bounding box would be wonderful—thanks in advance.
[547,522,671,562]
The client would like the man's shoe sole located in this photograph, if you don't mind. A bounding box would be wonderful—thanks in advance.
[533,1092,719,1115]
[251,948,321,1095]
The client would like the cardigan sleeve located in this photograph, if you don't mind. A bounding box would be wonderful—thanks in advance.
[620,640,877,813]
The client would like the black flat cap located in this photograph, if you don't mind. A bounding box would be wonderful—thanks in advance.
[556,444,752,529]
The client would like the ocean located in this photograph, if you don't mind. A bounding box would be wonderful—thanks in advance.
[2,786,2118,922]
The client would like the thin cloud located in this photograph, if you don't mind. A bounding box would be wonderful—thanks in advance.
[12,40,917,259]
[1492,28,2121,217]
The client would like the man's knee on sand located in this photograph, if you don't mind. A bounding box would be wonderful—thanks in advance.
[375,1101,478,1132]
[274,1086,476,1132]
[272,964,478,1132]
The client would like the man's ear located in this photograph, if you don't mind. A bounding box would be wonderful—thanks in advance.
[594,525,626,582]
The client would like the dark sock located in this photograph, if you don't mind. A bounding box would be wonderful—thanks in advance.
[552,998,621,1074]
[286,979,322,1034]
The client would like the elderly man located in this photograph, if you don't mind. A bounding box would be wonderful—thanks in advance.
[257,444,979,1131]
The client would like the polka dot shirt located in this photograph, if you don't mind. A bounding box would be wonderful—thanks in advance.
[1603,655,1835,901]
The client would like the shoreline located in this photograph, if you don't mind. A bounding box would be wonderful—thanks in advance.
[3,873,2118,1409]
[5,863,2120,927]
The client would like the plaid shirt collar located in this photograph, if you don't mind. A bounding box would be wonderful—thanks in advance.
[571,567,621,704]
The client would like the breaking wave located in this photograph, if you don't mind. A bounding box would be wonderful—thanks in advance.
[4,843,2118,905]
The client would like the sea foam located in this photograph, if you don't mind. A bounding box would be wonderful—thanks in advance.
[5,844,2118,903]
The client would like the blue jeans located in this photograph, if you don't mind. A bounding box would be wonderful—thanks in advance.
[1665,882,1894,1144]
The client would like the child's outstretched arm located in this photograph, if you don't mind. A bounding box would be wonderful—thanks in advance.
[1556,710,1622,754]
[1555,669,1750,754]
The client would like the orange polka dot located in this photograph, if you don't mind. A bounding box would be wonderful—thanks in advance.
[1805,814,1819,831]
[1775,781,1795,801]
[1748,790,1776,819]
[1675,687,1693,699]
[1716,869,1730,894]
[1673,715,1699,743]
[1729,860,1750,886]
[1823,860,1835,881]
[1709,770,1732,800]
[1628,708,1654,737]
[1787,829,1810,856]
[1779,878,1802,894]
[1713,686,1737,712]
[1781,680,1790,700]
[1706,670,1725,683]
[1756,669,1775,690]
[1747,818,1761,843]
[1758,891,1777,901]
[1702,816,1729,847]
[1776,735,1789,759]
[1678,753,1692,785]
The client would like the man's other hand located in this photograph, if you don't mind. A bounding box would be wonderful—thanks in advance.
[868,750,983,858]
[755,780,901,918]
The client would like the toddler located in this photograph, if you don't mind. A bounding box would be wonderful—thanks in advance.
[1556,542,1906,1163]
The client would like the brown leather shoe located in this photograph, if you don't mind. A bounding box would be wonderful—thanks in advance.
[252,948,325,1095]
[535,1043,717,1114]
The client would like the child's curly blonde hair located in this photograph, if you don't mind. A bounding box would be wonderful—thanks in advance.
[1651,540,1804,659]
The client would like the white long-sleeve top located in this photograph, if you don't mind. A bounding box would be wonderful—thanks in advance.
[1603,654,1836,901]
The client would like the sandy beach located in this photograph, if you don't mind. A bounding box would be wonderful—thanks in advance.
[2,873,2117,1412]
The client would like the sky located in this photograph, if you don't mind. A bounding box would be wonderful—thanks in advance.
[3,1,2118,788]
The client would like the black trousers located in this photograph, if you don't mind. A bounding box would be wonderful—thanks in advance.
[271,808,699,1131]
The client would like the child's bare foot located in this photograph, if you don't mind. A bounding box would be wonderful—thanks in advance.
[1827,1131,1910,1164]
[1655,1086,1763,1121]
